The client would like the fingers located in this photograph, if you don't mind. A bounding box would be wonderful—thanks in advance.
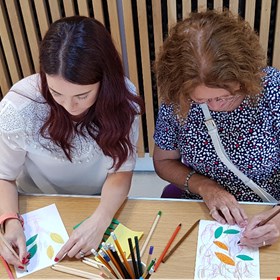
[209,205,247,227]
[209,207,226,224]
[55,239,92,261]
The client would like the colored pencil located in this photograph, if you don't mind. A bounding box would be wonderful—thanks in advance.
[82,259,99,269]
[145,246,154,274]
[100,251,123,279]
[83,257,106,268]
[52,264,102,278]
[141,258,156,279]
[128,237,138,279]
[140,211,162,257]
[258,208,280,226]
[109,244,131,279]
[98,264,115,279]
[91,248,114,274]
[110,232,134,278]
[162,219,200,263]
[145,267,154,279]
[0,232,21,262]
[0,256,14,279]
[102,242,124,278]
[154,223,182,272]
[134,236,143,276]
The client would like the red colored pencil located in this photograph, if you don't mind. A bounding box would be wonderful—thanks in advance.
[154,223,182,272]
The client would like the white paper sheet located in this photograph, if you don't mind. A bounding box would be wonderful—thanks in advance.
[194,220,259,280]
[15,204,69,278]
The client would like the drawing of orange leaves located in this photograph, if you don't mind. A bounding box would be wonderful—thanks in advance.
[50,233,64,244]
[215,252,235,266]
[213,241,228,251]
[47,245,54,259]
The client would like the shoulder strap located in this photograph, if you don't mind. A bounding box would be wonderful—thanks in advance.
[200,103,277,203]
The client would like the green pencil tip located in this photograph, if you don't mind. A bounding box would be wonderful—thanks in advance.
[158,211,162,216]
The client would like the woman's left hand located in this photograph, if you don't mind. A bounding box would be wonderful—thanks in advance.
[54,213,110,261]
[54,171,132,261]
[239,207,280,248]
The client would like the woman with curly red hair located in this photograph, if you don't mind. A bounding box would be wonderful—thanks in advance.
[153,10,280,248]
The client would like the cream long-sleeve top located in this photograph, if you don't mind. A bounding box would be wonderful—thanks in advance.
[0,74,139,195]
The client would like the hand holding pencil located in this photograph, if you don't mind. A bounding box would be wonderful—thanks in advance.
[239,206,280,248]
[0,230,29,271]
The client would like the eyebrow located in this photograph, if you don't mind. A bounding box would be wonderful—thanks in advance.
[48,87,91,97]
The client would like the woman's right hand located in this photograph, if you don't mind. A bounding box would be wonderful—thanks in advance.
[0,219,29,269]
[199,179,248,227]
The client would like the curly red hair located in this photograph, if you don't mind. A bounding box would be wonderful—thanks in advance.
[155,10,266,116]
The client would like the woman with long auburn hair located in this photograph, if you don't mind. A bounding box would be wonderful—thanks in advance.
[153,10,280,248]
[0,16,144,268]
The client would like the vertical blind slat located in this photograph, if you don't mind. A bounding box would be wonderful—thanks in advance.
[152,0,163,107]
[167,0,177,30]
[63,0,76,17]
[197,0,207,12]
[229,0,239,15]
[48,0,61,22]
[0,1,21,83]
[0,46,10,95]
[92,0,105,25]
[272,0,280,68]
[214,0,223,11]
[245,0,256,28]
[77,0,90,17]
[259,0,272,56]
[182,0,192,19]
[121,0,145,156]
[137,0,156,156]
[5,0,32,77]
[34,0,50,38]
[19,0,40,72]
[106,0,122,58]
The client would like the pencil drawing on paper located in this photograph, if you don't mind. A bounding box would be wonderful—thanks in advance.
[194,220,260,280]
[15,204,69,279]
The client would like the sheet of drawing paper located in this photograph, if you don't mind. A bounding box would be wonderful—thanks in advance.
[194,220,259,280]
[15,204,69,278]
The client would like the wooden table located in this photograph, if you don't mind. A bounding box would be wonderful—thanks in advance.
[1,195,280,278]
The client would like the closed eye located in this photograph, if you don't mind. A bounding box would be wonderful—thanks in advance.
[77,94,88,100]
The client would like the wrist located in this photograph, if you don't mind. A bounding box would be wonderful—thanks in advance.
[193,175,219,197]
[0,212,24,233]
[183,170,196,194]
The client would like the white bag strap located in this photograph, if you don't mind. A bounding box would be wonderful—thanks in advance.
[200,103,277,203]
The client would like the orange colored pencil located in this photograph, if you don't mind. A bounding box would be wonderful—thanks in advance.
[110,232,134,278]
[154,223,182,272]
[0,256,14,279]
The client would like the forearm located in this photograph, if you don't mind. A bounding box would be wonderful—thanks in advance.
[91,171,132,227]
[154,157,219,194]
[0,179,19,215]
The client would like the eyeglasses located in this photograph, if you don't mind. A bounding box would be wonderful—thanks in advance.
[191,95,240,105]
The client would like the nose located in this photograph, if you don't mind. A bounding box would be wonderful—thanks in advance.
[61,98,77,113]
[207,99,221,111]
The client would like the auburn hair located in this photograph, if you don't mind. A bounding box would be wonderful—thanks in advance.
[154,10,266,116]
[39,16,144,169]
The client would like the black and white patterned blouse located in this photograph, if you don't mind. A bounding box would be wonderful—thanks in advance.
[154,66,280,202]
